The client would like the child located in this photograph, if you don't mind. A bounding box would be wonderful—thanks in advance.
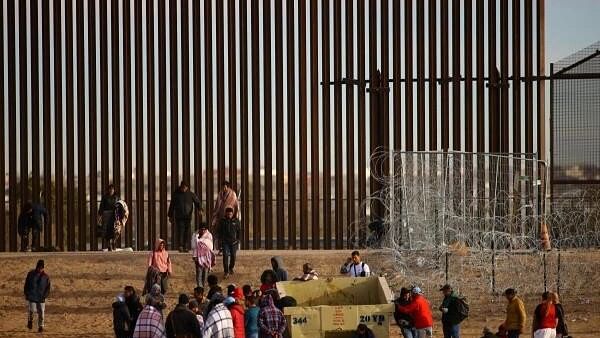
[245,295,260,338]
[206,274,220,300]
[188,299,204,328]
[260,270,278,294]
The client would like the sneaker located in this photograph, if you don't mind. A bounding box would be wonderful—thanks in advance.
[223,273,230,279]
[27,321,32,330]
[38,327,43,333]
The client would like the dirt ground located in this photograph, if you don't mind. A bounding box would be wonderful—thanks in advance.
[0,250,598,337]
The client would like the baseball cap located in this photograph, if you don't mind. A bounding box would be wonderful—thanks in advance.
[411,286,423,294]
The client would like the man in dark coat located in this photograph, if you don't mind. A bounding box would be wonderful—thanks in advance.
[165,294,202,338]
[24,260,51,332]
[18,202,49,252]
[218,208,241,279]
[98,184,119,250]
[113,294,133,338]
[124,286,143,329]
[168,181,202,252]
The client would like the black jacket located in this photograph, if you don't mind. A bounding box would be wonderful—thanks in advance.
[113,301,133,333]
[165,304,202,338]
[441,294,462,326]
[218,217,241,245]
[24,270,51,303]
[394,299,414,328]
[168,190,201,220]
[98,194,119,215]
[126,294,143,327]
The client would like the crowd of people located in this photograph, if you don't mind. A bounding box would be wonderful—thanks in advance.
[18,180,570,338]
[393,285,569,338]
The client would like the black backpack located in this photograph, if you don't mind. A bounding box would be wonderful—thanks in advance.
[455,297,469,322]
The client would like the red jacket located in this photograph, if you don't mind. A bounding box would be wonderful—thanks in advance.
[229,303,246,338]
[397,294,434,329]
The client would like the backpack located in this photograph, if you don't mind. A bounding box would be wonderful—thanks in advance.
[455,297,469,322]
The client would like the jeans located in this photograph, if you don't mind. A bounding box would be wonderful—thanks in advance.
[20,229,40,252]
[402,327,417,338]
[159,272,169,294]
[28,302,45,328]
[508,330,521,338]
[195,260,209,287]
[222,242,238,273]
[443,324,461,338]
[415,327,433,338]
[175,219,191,250]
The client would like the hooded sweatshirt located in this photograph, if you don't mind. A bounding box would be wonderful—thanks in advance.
[148,239,172,273]
[228,302,246,338]
[271,257,288,282]
[258,295,287,338]
[397,294,434,329]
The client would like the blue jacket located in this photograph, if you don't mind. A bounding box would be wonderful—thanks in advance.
[24,269,51,303]
[245,306,260,336]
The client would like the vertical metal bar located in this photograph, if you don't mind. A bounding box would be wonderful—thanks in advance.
[524,0,533,154]
[111,0,120,199]
[251,0,260,249]
[357,0,366,246]
[19,0,29,208]
[239,0,249,248]
[512,0,521,154]
[346,0,355,248]
[31,0,40,207]
[76,0,86,250]
[488,0,498,153]
[0,0,5,251]
[322,0,332,249]
[228,0,236,188]
[334,0,343,249]
[393,0,402,150]
[464,0,473,152]
[536,0,545,160]
[417,0,425,150]
[440,0,449,150]
[286,0,296,249]
[8,0,18,251]
[100,0,109,202]
[137,0,147,247]
[299,0,308,249]
[310,0,319,249]
[216,0,225,187]
[65,0,75,251]
[135,0,145,249]
[264,0,273,250]
[452,0,461,150]
[428,0,436,150]
[476,0,484,153]
[87,0,97,250]
[181,0,190,187]
[192,0,202,229]
[204,0,214,239]
[158,0,168,241]
[404,0,413,151]
[275,0,285,249]
[169,0,179,223]
[53,0,63,250]
[381,0,389,151]
[42,0,53,248]
[500,0,509,153]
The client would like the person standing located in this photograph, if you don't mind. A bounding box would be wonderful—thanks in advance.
[345,251,371,277]
[124,286,144,330]
[147,239,172,294]
[98,184,120,250]
[218,208,241,279]
[18,202,49,252]
[24,259,51,333]
[532,292,558,338]
[133,295,167,338]
[165,294,202,338]
[396,287,434,338]
[394,287,416,338]
[224,290,246,338]
[550,292,569,338]
[503,288,527,338]
[193,224,215,287]
[202,293,236,338]
[113,294,133,338]
[211,181,239,230]
[258,294,287,338]
[245,295,260,338]
[270,257,288,282]
[439,284,468,338]
[168,181,202,252]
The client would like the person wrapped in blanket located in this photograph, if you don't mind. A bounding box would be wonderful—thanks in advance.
[192,224,216,288]
[98,184,119,251]
[111,200,129,250]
